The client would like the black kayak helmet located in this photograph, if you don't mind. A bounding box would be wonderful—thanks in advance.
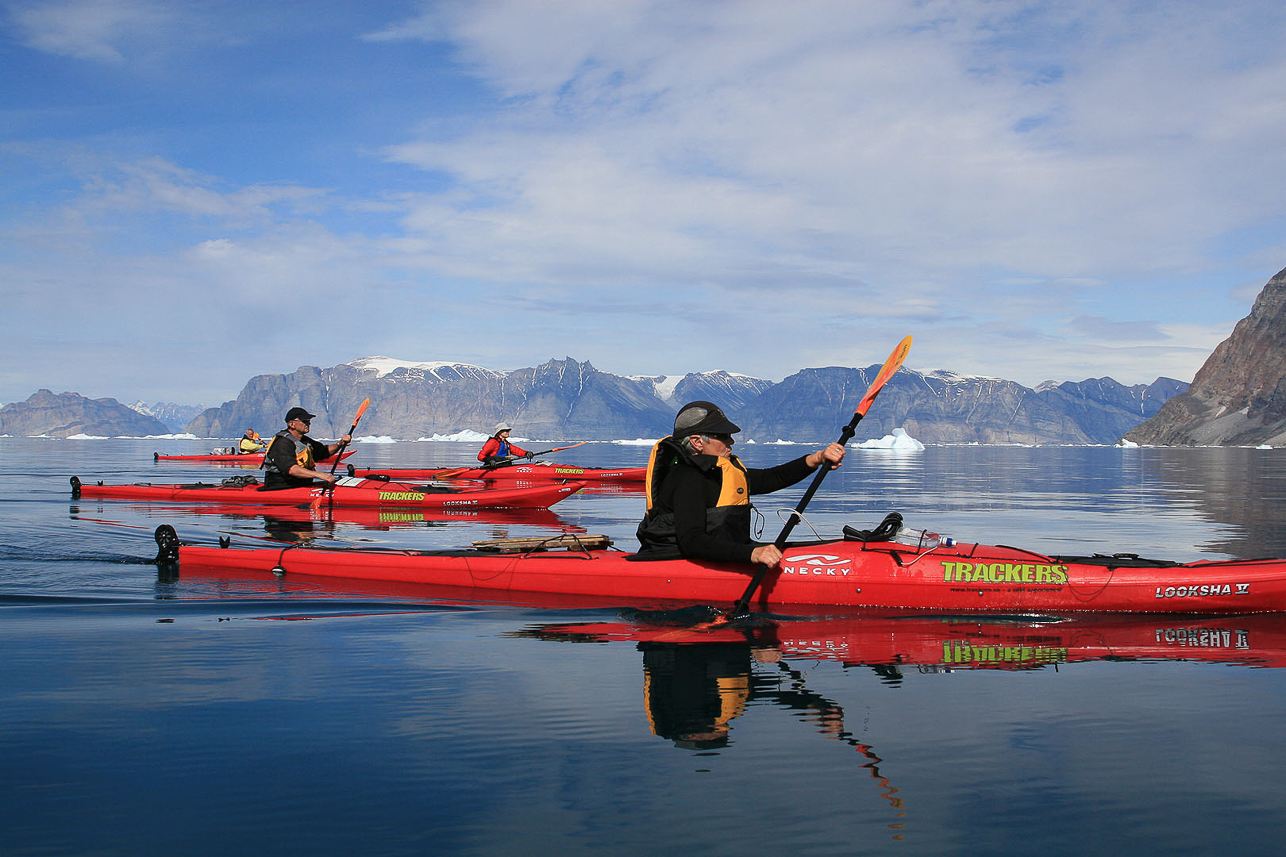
[672,401,741,438]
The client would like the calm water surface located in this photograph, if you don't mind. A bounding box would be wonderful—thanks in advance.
[4,437,1286,856]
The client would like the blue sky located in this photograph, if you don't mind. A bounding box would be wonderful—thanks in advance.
[3,0,1285,406]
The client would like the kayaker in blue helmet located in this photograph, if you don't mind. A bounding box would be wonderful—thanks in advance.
[635,401,845,565]
[478,422,533,466]
[262,407,352,489]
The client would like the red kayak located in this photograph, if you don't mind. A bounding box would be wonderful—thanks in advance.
[155,450,355,465]
[348,463,646,483]
[164,527,1286,613]
[108,502,582,532]
[73,475,583,510]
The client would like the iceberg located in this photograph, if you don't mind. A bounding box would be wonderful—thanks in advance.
[415,429,494,443]
[853,427,925,451]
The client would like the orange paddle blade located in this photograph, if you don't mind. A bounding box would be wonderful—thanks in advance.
[855,335,911,417]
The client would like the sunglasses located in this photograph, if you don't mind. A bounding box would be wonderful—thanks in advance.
[705,433,734,444]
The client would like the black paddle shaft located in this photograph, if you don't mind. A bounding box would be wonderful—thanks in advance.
[729,413,864,617]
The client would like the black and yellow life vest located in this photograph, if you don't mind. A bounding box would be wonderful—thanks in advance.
[636,436,751,554]
[262,430,317,484]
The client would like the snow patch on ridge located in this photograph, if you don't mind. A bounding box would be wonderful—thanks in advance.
[348,356,501,381]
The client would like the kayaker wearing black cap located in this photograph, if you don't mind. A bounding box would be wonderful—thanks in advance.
[636,401,845,565]
[262,407,353,489]
[477,422,533,465]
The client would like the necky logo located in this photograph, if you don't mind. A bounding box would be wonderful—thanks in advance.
[782,554,853,577]
[788,554,851,566]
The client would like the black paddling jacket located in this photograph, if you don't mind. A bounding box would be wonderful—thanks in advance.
[635,436,817,563]
[262,430,331,490]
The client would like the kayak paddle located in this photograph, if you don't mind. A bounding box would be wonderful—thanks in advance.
[308,399,371,512]
[328,398,370,476]
[434,441,589,479]
[728,335,912,618]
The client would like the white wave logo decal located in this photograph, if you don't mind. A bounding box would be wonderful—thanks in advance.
[783,554,852,577]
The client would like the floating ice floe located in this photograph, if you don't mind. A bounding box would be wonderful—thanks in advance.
[853,427,925,451]
[415,429,493,443]
[614,438,661,446]
[356,435,397,444]
[1117,439,1140,448]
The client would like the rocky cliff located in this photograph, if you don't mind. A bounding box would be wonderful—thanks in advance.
[0,390,170,438]
[183,356,1184,444]
[1127,266,1286,446]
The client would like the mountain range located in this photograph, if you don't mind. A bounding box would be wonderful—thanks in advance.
[13,263,1286,445]
[25,255,1286,448]
[0,359,1188,444]
[171,356,1179,445]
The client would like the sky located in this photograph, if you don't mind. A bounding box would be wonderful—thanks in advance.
[3,0,1286,407]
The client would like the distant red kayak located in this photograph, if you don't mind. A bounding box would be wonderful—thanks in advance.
[155,450,355,465]
[348,462,645,483]
[73,475,582,510]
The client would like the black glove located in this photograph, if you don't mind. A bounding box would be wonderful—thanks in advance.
[524,452,534,460]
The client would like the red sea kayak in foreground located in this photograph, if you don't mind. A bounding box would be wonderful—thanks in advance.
[164,527,1286,613]
[347,463,646,483]
[73,476,582,510]
[155,450,355,465]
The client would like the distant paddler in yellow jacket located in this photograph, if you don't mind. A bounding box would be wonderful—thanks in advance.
[238,429,265,454]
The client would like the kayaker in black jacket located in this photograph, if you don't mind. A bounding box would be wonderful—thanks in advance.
[635,401,845,564]
[262,407,352,489]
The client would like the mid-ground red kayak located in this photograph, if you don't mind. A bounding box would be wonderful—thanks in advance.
[155,450,355,465]
[164,528,1286,613]
[347,463,646,483]
[93,502,580,533]
[73,476,582,510]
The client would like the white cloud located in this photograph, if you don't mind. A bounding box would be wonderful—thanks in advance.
[373,0,1286,295]
[7,0,172,62]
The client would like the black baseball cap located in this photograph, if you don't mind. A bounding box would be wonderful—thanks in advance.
[673,401,740,438]
[285,407,316,423]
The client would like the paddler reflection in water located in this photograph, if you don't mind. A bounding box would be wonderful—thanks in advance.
[262,407,352,489]
[640,640,847,750]
[635,401,845,564]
